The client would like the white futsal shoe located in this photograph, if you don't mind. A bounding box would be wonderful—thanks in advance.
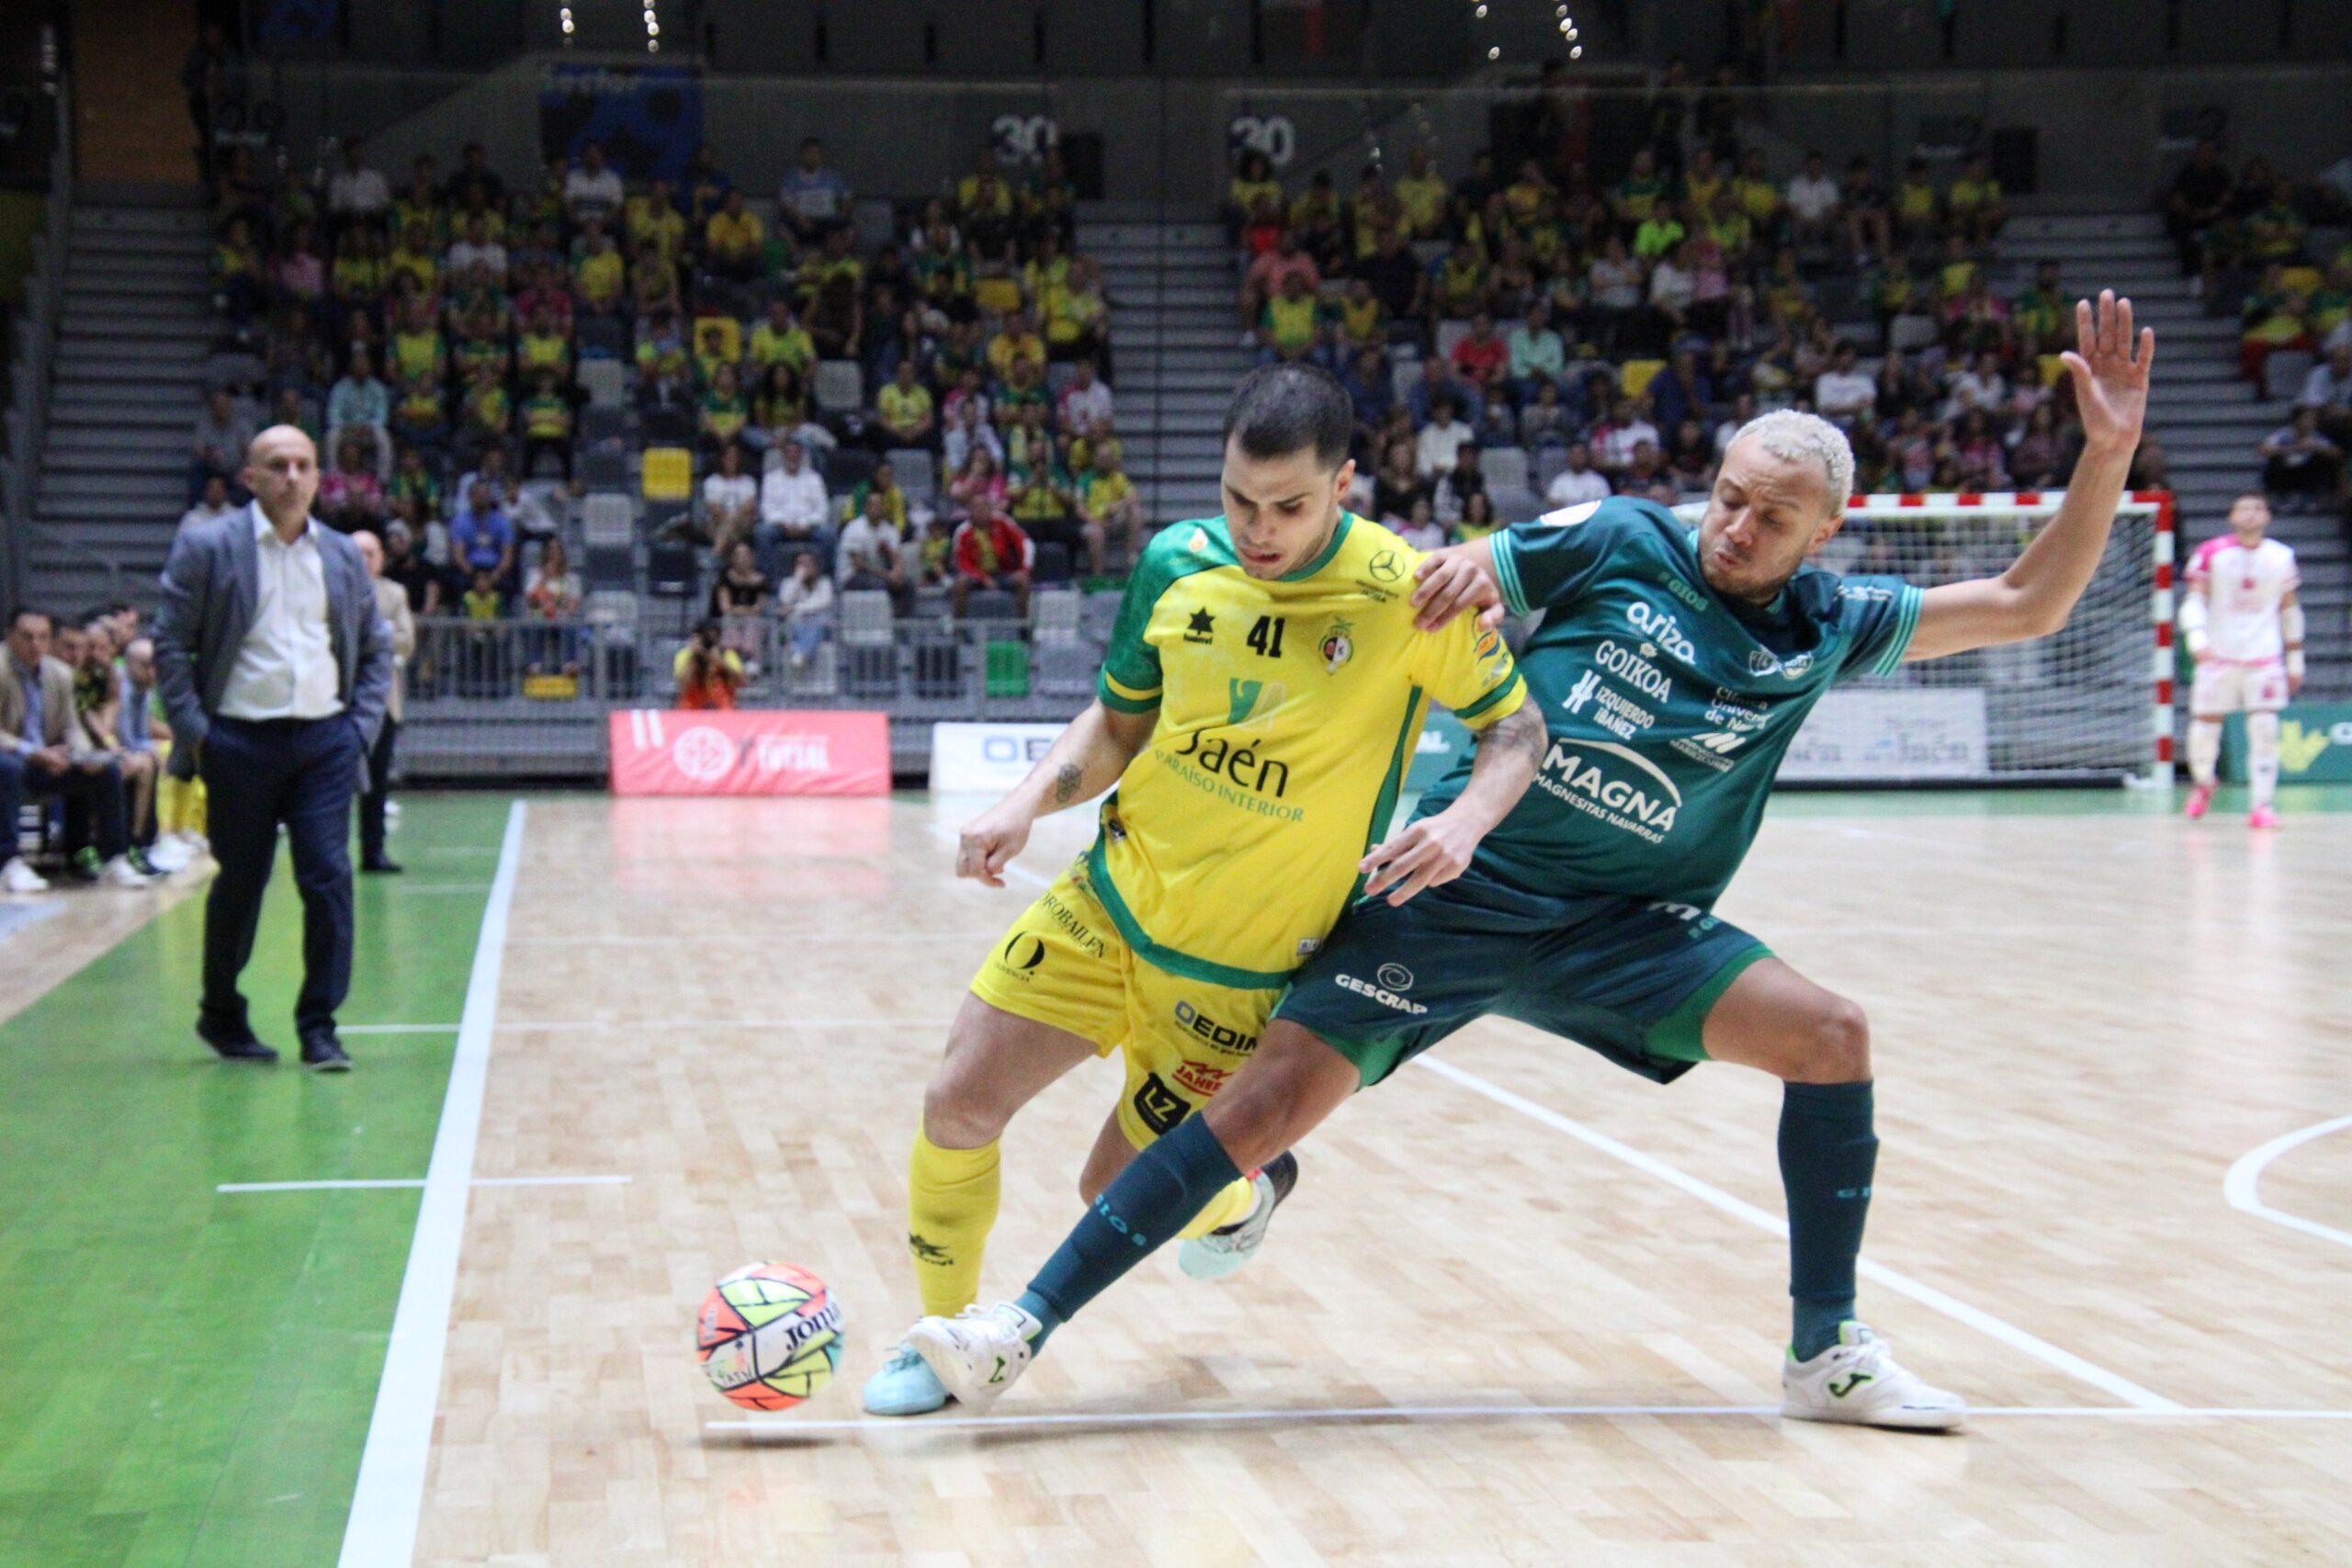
[905,1301,1043,1413]
[1781,1322,1967,1430]
[1,857,50,894]
[1178,1151,1299,1280]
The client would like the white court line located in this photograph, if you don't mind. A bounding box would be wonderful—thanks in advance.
[496,1017,955,1032]
[503,932,993,945]
[708,1403,2352,1438]
[217,1175,628,1194]
[2223,1113,2352,1251]
[1416,1056,2187,1414]
[337,799,526,1568]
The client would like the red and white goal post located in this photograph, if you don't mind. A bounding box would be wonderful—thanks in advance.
[1807,491,2175,787]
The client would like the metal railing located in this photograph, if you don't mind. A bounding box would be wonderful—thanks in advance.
[1,76,72,612]
[397,608,1097,778]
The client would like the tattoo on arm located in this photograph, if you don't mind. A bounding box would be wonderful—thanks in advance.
[1488,702,1548,768]
[1052,761,1083,804]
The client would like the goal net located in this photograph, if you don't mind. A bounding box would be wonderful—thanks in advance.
[1763,491,2172,786]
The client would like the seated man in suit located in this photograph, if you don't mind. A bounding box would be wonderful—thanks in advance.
[0,606,153,891]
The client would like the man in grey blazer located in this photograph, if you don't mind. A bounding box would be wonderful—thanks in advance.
[154,425,395,1069]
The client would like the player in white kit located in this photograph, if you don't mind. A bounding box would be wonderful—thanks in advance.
[2180,492,2303,827]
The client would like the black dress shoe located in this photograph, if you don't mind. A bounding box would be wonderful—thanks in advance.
[300,1034,353,1072]
[360,857,404,874]
[198,1021,279,1064]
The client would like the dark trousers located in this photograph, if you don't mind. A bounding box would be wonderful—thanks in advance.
[0,750,128,860]
[198,715,363,1043]
[359,717,399,864]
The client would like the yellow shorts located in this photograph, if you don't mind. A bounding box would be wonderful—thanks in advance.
[969,857,1283,1152]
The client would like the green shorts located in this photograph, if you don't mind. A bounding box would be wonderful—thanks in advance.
[1273,869,1772,1088]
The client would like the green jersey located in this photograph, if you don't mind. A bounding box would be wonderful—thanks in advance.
[1419,498,1923,907]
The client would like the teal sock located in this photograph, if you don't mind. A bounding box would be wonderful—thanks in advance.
[1013,1289,1060,1351]
[1024,1115,1242,1325]
[1780,1079,1876,1361]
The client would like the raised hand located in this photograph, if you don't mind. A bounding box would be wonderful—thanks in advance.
[2062,288,2155,456]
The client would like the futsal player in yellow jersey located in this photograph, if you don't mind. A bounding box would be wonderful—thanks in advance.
[865,366,1544,1416]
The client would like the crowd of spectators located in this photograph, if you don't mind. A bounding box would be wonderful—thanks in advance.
[1225,121,2112,548]
[2165,138,2352,510]
[187,128,1136,675]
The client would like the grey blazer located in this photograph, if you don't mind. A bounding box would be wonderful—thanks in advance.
[152,504,396,783]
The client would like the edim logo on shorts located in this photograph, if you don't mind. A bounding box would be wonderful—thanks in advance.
[999,931,1048,976]
[1132,1072,1191,1135]
[1173,999,1261,1059]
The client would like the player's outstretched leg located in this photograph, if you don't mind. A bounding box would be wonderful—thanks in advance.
[2245,709,2281,828]
[866,996,1100,1417]
[905,1023,1359,1411]
[1702,960,1966,1431]
[1071,1110,1289,1282]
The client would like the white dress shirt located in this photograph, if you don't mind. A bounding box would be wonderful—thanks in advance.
[1545,467,1611,508]
[761,465,831,530]
[220,508,343,721]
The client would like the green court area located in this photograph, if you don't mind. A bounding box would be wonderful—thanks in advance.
[0,795,504,1568]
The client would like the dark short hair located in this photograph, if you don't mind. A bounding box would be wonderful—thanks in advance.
[9,606,53,632]
[1222,364,1353,471]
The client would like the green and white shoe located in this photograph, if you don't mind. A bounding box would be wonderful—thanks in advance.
[1781,1322,1966,1430]
[905,1301,1042,1414]
[862,1340,952,1417]
[1177,1151,1299,1280]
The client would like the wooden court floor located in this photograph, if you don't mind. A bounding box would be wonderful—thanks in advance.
[379,789,2352,1568]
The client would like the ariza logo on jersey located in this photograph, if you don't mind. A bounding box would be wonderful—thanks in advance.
[1533,738,1681,842]
[1625,602,1698,663]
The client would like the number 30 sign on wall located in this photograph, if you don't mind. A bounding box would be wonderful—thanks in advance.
[1227,114,1296,167]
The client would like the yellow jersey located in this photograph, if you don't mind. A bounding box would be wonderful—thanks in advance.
[1091,514,1527,987]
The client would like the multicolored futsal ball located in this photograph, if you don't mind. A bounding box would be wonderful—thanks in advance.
[696,1261,842,1409]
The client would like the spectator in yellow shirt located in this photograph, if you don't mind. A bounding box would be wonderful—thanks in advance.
[986,310,1046,384]
[624,176,688,269]
[387,220,438,294]
[571,220,625,315]
[1945,154,2007,244]
[705,189,764,283]
[1075,444,1144,570]
[876,359,937,448]
[1259,271,1323,362]
[749,299,816,377]
[1894,157,1939,249]
[1393,148,1450,240]
[1734,148,1781,231]
[1226,149,1283,240]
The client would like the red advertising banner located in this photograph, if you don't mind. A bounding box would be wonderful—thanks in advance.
[608,709,891,796]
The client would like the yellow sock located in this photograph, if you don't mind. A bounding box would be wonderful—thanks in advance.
[1175,1172,1259,1240]
[906,1125,1001,1317]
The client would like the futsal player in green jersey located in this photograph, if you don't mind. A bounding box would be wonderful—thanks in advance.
[902,292,2154,1431]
